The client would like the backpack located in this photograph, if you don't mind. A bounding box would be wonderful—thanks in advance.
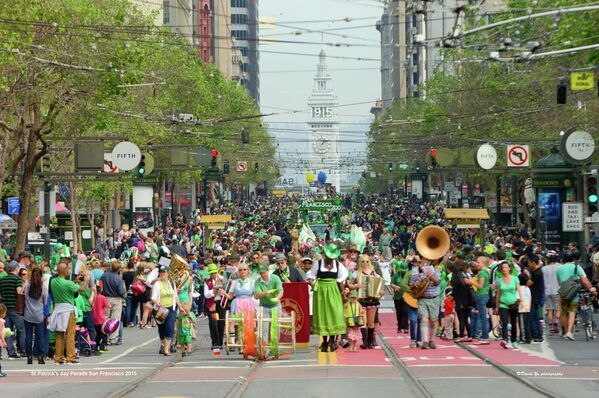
[558,264,582,302]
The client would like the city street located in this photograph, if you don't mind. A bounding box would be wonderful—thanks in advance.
[2,304,597,398]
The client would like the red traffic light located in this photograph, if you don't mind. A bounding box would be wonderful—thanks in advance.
[211,149,218,157]
[431,149,437,157]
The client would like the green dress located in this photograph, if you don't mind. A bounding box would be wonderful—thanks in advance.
[178,279,191,304]
[311,261,347,336]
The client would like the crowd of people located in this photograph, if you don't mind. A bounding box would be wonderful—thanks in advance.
[0,193,597,377]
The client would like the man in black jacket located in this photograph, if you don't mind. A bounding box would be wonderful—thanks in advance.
[272,253,304,283]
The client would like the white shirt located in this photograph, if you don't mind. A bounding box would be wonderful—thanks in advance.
[543,263,560,295]
[307,260,348,283]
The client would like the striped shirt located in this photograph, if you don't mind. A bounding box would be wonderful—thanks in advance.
[0,273,22,310]
[410,265,441,298]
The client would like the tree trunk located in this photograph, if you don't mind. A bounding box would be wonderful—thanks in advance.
[15,133,41,253]
[87,202,96,249]
[69,186,81,253]
[518,177,531,227]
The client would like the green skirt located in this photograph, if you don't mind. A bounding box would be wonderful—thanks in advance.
[312,278,347,336]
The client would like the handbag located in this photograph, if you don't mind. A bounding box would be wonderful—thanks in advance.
[155,306,170,324]
[132,281,146,296]
[558,265,582,302]
[15,292,25,315]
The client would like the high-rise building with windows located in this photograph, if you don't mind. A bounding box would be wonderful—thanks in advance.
[231,0,260,103]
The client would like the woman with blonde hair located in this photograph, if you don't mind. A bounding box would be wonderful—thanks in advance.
[348,254,384,349]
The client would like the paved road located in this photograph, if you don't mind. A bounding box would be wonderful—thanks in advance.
[2,305,598,398]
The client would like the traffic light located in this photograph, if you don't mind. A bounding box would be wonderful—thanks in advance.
[588,175,598,215]
[430,148,438,168]
[388,162,393,172]
[557,80,567,104]
[137,155,146,178]
[223,161,230,174]
[254,162,259,172]
[42,154,51,173]
[241,129,249,144]
[211,149,218,168]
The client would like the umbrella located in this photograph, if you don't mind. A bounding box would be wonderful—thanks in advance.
[0,214,15,222]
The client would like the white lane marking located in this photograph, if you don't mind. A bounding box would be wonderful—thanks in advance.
[148,380,239,383]
[100,337,159,364]
[6,367,154,372]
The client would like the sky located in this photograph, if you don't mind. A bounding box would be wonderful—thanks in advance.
[258,0,384,187]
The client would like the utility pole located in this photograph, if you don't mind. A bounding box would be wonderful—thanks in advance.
[43,181,51,258]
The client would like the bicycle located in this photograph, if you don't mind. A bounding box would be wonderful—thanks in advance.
[578,290,597,341]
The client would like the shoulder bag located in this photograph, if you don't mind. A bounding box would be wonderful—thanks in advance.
[558,265,582,302]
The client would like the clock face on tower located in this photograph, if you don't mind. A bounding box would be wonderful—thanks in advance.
[311,106,332,119]
[312,135,330,154]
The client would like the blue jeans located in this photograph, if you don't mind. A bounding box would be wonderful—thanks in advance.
[530,303,542,340]
[475,295,490,340]
[24,320,47,357]
[83,311,97,347]
[157,308,177,340]
[408,306,421,342]
[5,310,26,356]
[125,295,135,325]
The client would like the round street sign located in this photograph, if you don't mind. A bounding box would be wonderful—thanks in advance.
[111,141,141,171]
[475,144,497,170]
[560,130,595,164]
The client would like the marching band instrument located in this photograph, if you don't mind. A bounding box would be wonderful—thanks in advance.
[169,254,190,290]
[357,274,385,299]
[415,225,450,260]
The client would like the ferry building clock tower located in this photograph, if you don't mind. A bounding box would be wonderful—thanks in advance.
[307,50,340,193]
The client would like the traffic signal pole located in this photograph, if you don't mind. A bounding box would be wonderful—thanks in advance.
[43,181,51,259]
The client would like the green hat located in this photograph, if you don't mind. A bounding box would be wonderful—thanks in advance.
[207,264,219,274]
[54,243,64,251]
[349,289,359,298]
[397,261,408,272]
[257,262,269,273]
[34,255,44,264]
[323,243,341,260]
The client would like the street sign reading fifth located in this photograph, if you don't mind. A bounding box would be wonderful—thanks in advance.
[7,197,20,214]
[507,145,530,167]
[111,141,141,171]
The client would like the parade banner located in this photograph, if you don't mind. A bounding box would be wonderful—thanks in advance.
[281,282,310,346]
[298,198,343,211]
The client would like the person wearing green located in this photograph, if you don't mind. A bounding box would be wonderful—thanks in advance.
[494,262,521,349]
[49,259,88,364]
[306,243,348,352]
[254,262,283,344]
[49,243,65,273]
[0,240,7,263]
[474,256,491,344]
[0,261,7,280]
[390,260,409,333]
[556,251,597,340]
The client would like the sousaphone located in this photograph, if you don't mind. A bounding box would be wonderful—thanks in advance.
[169,254,190,290]
[415,225,450,260]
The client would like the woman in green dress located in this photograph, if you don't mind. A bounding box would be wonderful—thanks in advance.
[307,243,348,352]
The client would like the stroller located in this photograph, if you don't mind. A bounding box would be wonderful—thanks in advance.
[76,326,97,357]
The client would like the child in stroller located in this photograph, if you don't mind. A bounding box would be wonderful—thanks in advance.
[76,325,97,357]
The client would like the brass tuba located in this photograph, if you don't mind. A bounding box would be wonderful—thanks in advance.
[415,225,450,260]
[169,254,190,291]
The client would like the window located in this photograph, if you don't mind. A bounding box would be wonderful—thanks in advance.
[163,0,170,25]
[241,63,249,72]
[232,30,248,39]
[413,72,419,84]
[240,47,248,56]
[231,0,247,7]
[231,14,247,25]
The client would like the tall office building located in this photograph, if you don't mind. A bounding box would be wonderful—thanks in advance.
[132,0,194,43]
[231,0,260,103]
[377,1,506,111]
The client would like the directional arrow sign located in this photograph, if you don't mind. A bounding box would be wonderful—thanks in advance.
[507,145,529,167]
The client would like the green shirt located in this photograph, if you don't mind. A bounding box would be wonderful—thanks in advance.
[1,248,7,262]
[50,277,80,305]
[400,270,412,294]
[79,286,92,312]
[476,268,491,296]
[390,271,405,300]
[74,295,86,323]
[254,274,283,307]
[497,275,518,309]
[556,262,586,303]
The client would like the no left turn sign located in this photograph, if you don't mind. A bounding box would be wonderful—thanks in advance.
[507,145,530,167]
[237,161,248,172]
